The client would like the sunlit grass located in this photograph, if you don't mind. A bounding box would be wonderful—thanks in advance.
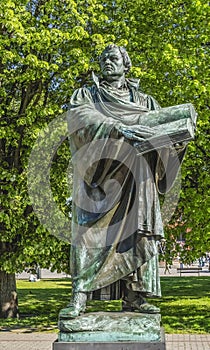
[158,276,210,334]
[0,276,209,334]
[0,278,72,332]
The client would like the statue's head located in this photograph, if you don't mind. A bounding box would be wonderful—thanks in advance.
[99,44,132,81]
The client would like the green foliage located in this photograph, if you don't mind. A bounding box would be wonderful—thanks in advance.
[0,0,209,275]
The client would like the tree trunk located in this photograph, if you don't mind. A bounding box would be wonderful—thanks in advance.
[0,271,19,318]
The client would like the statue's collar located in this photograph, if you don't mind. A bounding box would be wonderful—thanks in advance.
[92,72,140,90]
[92,72,100,88]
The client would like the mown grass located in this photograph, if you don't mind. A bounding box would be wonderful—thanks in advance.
[0,278,71,332]
[158,276,210,334]
[0,276,209,334]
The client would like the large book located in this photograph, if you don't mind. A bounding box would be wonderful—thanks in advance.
[136,103,197,153]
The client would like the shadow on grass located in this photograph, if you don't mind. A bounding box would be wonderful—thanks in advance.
[158,276,210,333]
[0,277,209,334]
[0,279,72,332]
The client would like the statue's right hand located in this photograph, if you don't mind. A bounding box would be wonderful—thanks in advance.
[119,125,155,141]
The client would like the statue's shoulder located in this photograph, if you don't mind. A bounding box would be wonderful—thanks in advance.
[76,72,99,97]
[69,85,95,107]
[72,85,93,98]
[81,72,100,100]
[126,78,160,110]
[127,78,147,97]
[126,78,140,90]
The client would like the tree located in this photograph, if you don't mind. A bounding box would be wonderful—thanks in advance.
[0,0,209,317]
[0,0,79,318]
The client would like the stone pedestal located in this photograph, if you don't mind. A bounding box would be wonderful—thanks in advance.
[53,312,165,349]
[53,338,165,350]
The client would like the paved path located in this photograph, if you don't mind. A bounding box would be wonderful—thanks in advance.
[166,334,210,349]
[0,332,210,350]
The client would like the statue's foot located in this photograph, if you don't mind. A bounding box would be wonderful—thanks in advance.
[59,292,87,319]
[128,299,160,314]
[123,293,160,314]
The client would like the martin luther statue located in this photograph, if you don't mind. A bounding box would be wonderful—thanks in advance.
[60,44,196,319]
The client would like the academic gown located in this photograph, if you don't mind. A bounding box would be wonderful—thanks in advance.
[67,75,188,297]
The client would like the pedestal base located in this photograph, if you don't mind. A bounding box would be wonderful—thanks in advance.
[53,331,165,350]
[53,311,165,349]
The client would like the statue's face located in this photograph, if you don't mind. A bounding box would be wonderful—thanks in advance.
[100,47,126,80]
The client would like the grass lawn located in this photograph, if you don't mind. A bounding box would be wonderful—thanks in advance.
[158,276,210,334]
[0,276,209,334]
[0,278,71,332]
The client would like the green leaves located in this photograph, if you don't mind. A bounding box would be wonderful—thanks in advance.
[0,0,209,273]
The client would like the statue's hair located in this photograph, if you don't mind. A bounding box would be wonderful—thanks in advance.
[99,44,132,73]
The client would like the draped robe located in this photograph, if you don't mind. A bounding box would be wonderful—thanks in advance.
[67,76,188,298]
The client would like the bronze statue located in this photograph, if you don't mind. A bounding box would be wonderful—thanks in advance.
[61,44,196,319]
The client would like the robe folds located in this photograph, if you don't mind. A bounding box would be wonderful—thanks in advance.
[67,75,195,298]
